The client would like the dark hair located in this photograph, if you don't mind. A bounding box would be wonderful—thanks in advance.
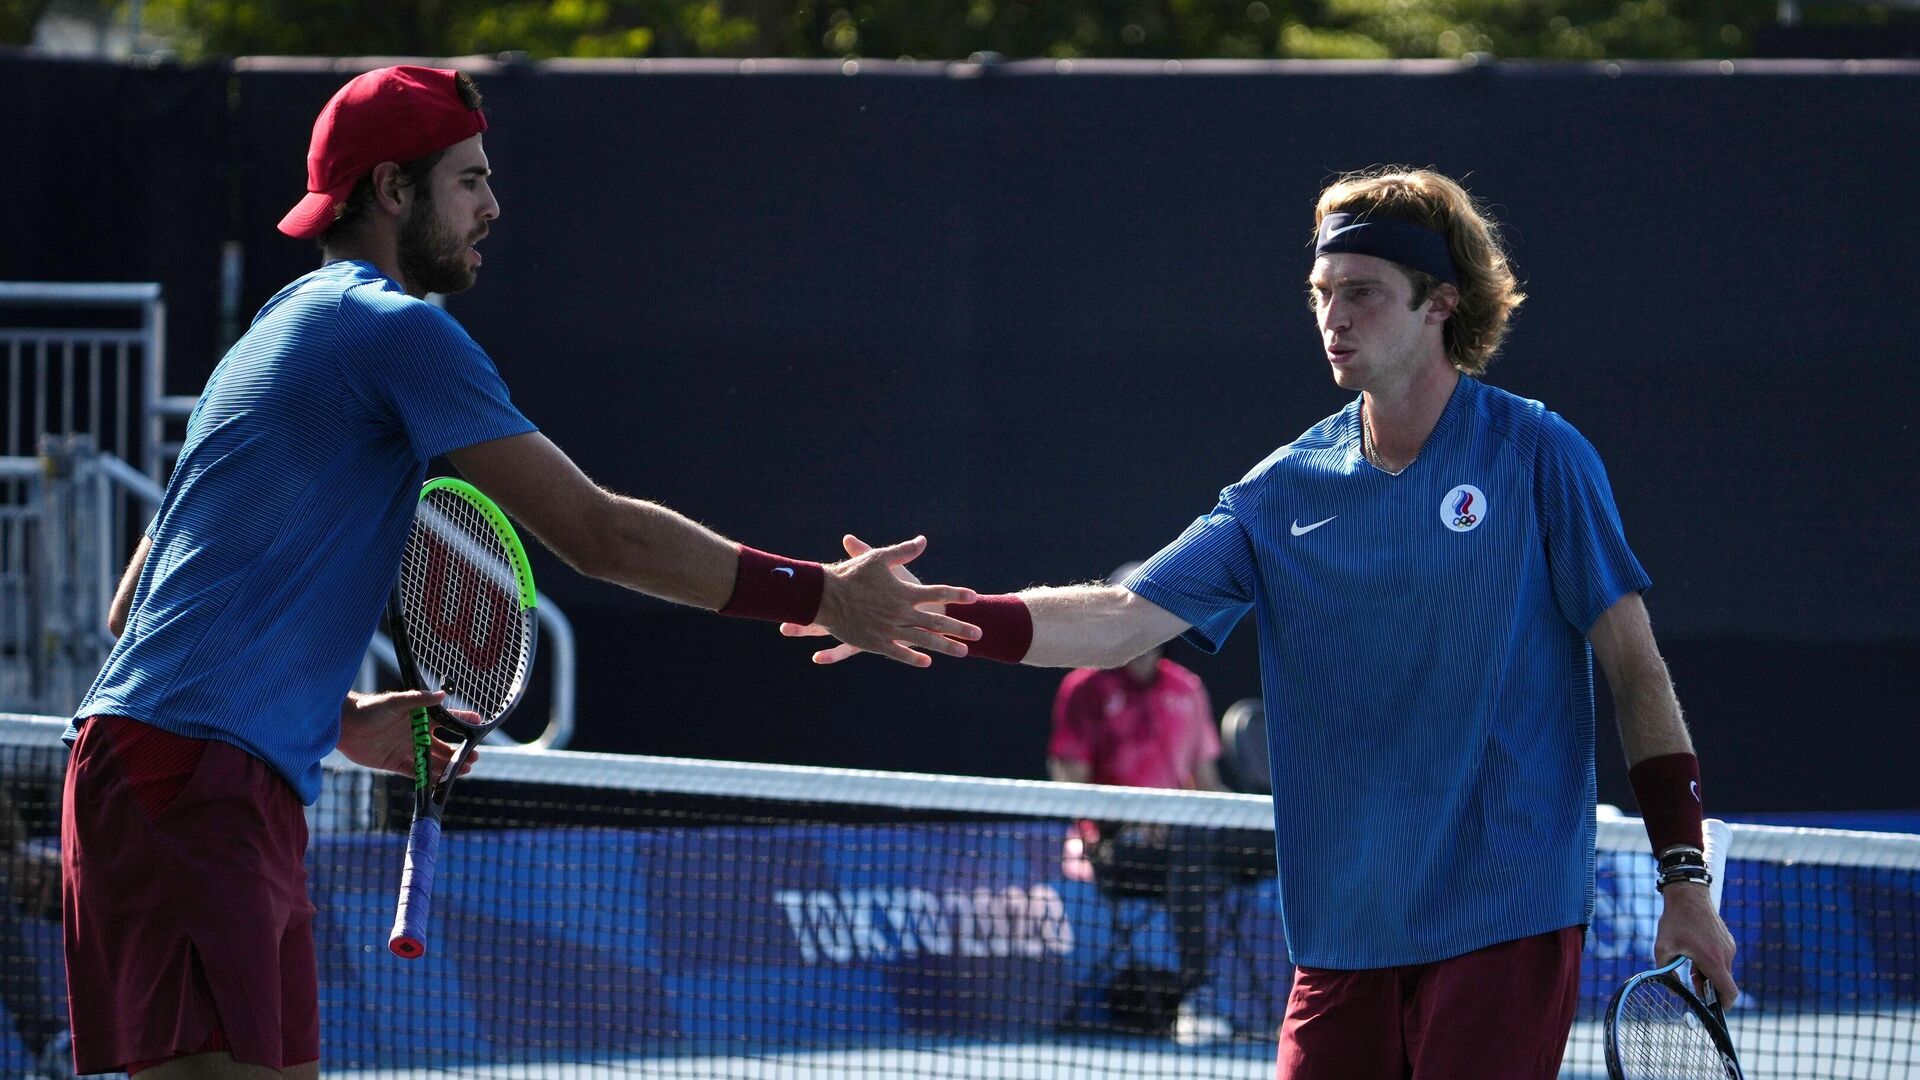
[317,73,484,250]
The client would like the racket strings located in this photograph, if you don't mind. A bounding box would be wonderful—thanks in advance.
[397,491,535,719]
[1613,979,1737,1079]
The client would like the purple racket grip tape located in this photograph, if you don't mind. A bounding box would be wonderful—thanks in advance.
[389,816,442,959]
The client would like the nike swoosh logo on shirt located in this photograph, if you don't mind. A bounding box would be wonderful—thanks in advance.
[1290,516,1338,536]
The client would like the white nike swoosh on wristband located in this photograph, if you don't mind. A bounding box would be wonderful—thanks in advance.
[1290,516,1337,537]
[774,567,796,578]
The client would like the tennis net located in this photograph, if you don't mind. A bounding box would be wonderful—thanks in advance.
[2,713,1915,1078]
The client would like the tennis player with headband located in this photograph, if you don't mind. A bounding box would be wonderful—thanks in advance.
[61,66,978,1080]
[790,167,1737,1079]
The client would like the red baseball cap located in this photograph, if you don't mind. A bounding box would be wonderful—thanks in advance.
[277,65,488,240]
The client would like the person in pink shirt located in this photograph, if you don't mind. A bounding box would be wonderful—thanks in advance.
[1048,566,1274,1038]
[1049,650,1223,792]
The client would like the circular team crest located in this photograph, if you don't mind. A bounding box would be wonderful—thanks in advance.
[1441,484,1486,532]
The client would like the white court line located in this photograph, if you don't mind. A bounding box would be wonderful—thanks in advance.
[327,1011,1920,1080]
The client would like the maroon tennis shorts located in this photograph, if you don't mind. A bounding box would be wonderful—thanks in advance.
[1276,926,1583,1080]
[61,716,319,1074]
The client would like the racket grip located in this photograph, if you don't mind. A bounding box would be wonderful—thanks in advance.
[388,816,442,959]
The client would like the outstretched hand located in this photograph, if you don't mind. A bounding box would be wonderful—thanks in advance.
[337,690,482,779]
[791,535,979,667]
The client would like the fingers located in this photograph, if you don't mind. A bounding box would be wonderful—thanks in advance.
[913,583,979,607]
[1694,956,1739,1005]
[813,636,920,666]
[428,736,477,778]
[1700,934,1740,1003]
[1655,898,1740,1006]
[868,534,928,566]
[796,531,977,664]
[868,640,934,668]
[353,687,444,722]
[844,533,927,585]
[814,630,965,665]
[915,611,981,640]
[388,689,446,708]
[802,615,973,661]
[810,643,864,665]
[901,628,969,659]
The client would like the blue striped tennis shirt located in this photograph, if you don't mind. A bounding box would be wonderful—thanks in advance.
[73,260,536,803]
[1127,376,1649,969]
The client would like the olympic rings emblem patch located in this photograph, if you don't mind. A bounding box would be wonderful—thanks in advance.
[1441,484,1487,533]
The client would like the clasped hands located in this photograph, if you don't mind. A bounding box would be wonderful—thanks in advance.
[787,534,979,668]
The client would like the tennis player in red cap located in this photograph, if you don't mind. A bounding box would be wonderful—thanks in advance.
[62,65,977,1079]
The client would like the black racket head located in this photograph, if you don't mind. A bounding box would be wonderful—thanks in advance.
[1605,958,1744,1080]
[390,480,538,738]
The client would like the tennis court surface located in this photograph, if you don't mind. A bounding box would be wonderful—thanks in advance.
[4,714,1915,1078]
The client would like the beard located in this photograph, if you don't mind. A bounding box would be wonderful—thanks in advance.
[397,190,478,296]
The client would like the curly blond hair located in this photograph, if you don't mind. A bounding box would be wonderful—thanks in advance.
[1314,168,1525,375]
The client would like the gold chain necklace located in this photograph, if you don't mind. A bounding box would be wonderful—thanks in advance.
[1362,404,1412,476]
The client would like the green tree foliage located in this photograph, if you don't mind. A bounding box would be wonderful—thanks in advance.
[105,0,1905,62]
[1286,0,1756,60]
[132,0,752,58]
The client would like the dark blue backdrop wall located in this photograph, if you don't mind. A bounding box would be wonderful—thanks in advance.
[4,53,1915,811]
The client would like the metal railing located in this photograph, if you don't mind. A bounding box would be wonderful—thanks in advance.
[0,283,577,746]
[0,439,125,713]
[0,281,194,480]
[0,457,49,711]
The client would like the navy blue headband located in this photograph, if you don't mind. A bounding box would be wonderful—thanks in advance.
[1314,211,1458,285]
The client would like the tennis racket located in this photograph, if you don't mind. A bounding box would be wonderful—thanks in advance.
[387,477,538,960]
[1604,818,1744,1080]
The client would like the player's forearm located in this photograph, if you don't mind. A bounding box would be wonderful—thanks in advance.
[1610,652,1693,766]
[1019,585,1187,669]
[448,432,758,612]
[574,493,742,610]
[1592,595,1694,766]
[1593,592,1708,862]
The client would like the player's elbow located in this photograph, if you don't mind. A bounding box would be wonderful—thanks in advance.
[1082,630,1161,672]
[1088,593,1175,669]
[1086,643,1149,671]
[554,543,610,583]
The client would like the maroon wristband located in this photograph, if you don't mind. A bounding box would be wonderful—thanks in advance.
[954,594,1033,664]
[1628,751,1705,855]
[718,545,825,625]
